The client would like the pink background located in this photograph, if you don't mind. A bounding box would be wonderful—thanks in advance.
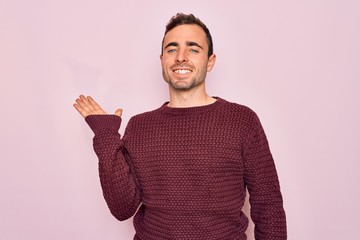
[1,0,359,239]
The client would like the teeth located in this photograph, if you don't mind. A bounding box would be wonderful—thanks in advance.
[174,69,191,74]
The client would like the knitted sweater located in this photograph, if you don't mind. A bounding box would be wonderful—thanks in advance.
[85,97,287,240]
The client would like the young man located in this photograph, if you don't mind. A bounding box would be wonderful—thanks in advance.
[74,13,287,240]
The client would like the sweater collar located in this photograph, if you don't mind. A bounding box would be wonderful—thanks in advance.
[159,97,226,115]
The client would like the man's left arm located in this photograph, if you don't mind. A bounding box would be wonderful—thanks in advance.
[243,113,287,240]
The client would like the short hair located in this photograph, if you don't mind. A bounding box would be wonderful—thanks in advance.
[161,13,214,57]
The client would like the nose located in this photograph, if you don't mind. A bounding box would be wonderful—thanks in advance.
[176,49,188,63]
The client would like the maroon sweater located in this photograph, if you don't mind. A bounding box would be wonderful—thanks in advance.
[85,98,287,240]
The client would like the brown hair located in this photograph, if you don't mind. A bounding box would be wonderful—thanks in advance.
[161,13,214,57]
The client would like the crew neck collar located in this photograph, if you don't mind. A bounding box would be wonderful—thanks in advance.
[159,97,226,115]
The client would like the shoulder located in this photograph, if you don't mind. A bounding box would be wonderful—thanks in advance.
[218,98,260,123]
[218,98,267,144]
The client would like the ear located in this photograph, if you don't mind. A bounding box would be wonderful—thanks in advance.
[206,54,216,72]
[160,54,164,66]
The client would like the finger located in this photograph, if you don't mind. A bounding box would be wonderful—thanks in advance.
[79,95,95,111]
[76,97,92,114]
[75,95,88,108]
[73,103,89,118]
[114,108,123,117]
[87,96,103,112]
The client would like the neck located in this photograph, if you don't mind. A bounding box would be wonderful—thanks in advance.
[168,86,216,108]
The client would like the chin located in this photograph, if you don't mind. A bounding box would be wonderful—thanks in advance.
[172,81,197,91]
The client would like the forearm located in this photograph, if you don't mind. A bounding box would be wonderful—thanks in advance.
[247,158,287,239]
[86,115,141,220]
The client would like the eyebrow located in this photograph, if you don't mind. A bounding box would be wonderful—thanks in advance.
[187,41,203,49]
[164,42,179,49]
[164,41,204,50]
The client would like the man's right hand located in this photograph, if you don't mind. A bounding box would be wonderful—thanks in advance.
[73,95,123,118]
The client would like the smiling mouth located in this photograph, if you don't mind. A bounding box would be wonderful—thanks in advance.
[173,69,192,74]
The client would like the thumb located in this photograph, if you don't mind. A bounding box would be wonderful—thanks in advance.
[114,108,123,117]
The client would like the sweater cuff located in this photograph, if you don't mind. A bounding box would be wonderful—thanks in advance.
[85,115,122,134]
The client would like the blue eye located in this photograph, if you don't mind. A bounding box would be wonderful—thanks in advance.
[167,49,177,53]
[189,49,199,53]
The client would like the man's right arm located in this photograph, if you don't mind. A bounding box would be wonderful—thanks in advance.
[73,95,141,221]
[85,115,141,221]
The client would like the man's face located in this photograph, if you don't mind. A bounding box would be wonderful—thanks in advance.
[160,24,216,91]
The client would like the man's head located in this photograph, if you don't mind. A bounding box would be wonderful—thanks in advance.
[160,13,216,92]
[161,13,213,58]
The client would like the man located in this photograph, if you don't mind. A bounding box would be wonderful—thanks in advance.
[74,13,287,239]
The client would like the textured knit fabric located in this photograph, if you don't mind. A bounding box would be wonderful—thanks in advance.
[85,97,287,240]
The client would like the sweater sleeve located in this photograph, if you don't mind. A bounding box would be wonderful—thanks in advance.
[85,115,141,221]
[243,113,287,239]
